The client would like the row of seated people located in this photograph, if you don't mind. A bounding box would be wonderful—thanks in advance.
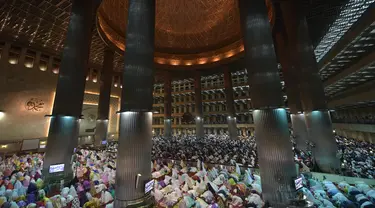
[107,133,375,179]
[295,135,375,179]
[0,133,373,207]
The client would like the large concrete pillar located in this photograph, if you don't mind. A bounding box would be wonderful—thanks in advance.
[224,68,238,139]
[290,114,308,150]
[194,72,204,138]
[43,0,95,178]
[358,131,365,141]
[369,133,374,144]
[163,72,172,138]
[364,132,371,143]
[239,0,296,205]
[94,48,114,146]
[280,0,339,173]
[274,18,308,151]
[304,111,339,171]
[115,0,155,206]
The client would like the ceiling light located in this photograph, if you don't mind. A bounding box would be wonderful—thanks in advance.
[9,58,18,64]
[25,62,33,68]
[52,68,59,74]
[39,65,47,71]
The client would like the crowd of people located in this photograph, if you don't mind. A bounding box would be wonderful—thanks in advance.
[0,150,117,208]
[299,176,375,207]
[152,160,266,207]
[336,136,375,179]
[0,134,372,207]
[152,135,258,168]
[150,134,375,179]
[152,159,375,207]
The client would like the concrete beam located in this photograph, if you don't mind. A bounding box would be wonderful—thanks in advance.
[318,3,375,70]
[333,123,375,134]
[327,80,375,108]
[324,51,375,87]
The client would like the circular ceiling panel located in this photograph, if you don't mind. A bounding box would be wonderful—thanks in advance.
[98,0,273,68]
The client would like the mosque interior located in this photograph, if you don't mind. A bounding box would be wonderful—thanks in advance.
[0,0,375,207]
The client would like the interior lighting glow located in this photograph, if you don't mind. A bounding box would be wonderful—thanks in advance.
[97,119,109,122]
[45,92,56,137]
[276,108,286,113]
[9,58,18,64]
[170,59,181,65]
[225,50,235,58]
[0,111,4,120]
[40,141,46,145]
[1,145,7,148]
[156,58,166,64]
[83,102,98,106]
[239,45,245,52]
[185,61,193,66]
[84,91,120,99]
[212,56,221,62]
[25,62,33,68]
[198,58,208,65]
[52,68,59,74]
[39,65,47,71]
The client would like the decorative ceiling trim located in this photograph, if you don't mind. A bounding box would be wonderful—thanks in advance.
[97,12,246,68]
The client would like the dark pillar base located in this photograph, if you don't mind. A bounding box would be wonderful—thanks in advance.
[195,118,204,138]
[290,114,308,151]
[43,116,79,177]
[114,194,154,208]
[227,117,238,139]
[305,110,339,173]
[94,120,108,146]
[115,112,152,201]
[253,109,296,205]
[163,119,172,138]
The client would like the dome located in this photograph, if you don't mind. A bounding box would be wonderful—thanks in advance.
[97,0,274,68]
